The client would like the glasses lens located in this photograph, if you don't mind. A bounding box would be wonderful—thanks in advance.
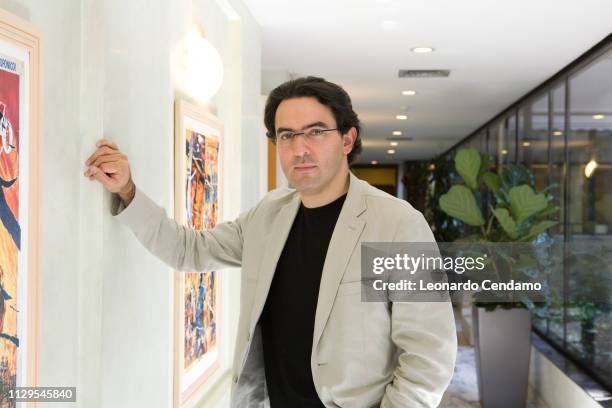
[277,132,292,142]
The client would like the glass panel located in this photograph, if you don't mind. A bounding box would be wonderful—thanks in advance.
[472,130,488,155]
[488,124,498,169]
[567,48,612,389]
[519,94,550,188]
[498,113,517,166]
[518,93,561,338]
[548,84,566,343]
[467,135,479,151]
[507,113,517,163]
[491,116,516,168]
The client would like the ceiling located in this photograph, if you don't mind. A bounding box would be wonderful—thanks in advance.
[242,0,612,164]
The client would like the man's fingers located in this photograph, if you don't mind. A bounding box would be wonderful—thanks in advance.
[88,165,115,188]
[95,139,118,150]
[84,146,108,165]
[99,162,119,174]
[85,146,120,165]
[89,153,125,168]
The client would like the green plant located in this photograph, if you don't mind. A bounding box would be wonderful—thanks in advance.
[438,148,559,310]
[439,148,558,243]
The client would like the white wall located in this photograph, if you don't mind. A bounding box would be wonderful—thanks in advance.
[0,0,263,406]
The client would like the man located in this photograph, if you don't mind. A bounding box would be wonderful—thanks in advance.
[84,77,456,407]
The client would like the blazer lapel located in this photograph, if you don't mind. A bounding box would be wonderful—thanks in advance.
[248,193,301,333]
[312,172,367,352]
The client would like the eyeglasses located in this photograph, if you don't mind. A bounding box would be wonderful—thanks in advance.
[275,127,338,145]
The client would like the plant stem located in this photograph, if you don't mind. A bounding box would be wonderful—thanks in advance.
[486,215,494,237]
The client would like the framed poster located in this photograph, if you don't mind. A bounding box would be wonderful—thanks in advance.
[173,99,223,407]
[0,9,41,407]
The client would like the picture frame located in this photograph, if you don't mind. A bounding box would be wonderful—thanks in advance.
[0,8,41,406]
[173,98,223,407]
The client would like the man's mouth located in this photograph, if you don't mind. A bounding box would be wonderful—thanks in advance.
[294,164,317,171]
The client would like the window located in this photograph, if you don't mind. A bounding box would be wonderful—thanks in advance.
[518,94,549,187]
[565,49,612,388]
[496,113,517,166]
[546,84,566,343]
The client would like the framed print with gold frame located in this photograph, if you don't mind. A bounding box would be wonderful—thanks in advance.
[0,8,41,406]
[173,98,223,407]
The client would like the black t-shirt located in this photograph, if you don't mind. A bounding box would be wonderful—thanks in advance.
[259,192,347,407]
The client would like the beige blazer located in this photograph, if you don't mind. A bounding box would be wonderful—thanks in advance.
[112,171,457,408]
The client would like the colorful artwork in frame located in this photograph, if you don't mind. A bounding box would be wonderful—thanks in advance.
[0,9,41,407]
[173,99,223,407]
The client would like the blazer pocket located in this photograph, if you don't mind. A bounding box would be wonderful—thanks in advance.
[336,280,363,297]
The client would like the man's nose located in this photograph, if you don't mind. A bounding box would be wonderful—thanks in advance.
[290,134,311,157]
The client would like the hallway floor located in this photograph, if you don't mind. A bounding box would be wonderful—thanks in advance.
[439,304,549,407]
[439,345,549,407]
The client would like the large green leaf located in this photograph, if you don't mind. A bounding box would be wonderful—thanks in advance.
[439,185,485,226]
[492,208,518,240]
[482,172,501,194]
[538,205,560,218]
[519,220,558,242]
[509,185,548,224]
[455,148,481,190]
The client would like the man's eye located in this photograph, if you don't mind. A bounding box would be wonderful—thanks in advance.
[279,133,292,140]
[310,129,324,136]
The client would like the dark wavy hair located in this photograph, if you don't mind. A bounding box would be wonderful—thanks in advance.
[264,76,362,164]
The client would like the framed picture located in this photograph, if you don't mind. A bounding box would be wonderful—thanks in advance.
[173,99,223,407]
[0,8,41,406]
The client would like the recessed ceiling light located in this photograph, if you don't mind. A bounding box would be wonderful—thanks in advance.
[593,114,605,120]
[411,47,434,53]
[392,131,402,136]
[390,141,399,147]
[522,141,531,147]
[401,90,417,96]
[396,115,407,120]
[387,149,396,154]
[553,131,563,136]
[371,160,378,165]
[501,149,508,155]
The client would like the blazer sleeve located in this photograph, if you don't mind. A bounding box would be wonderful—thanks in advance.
[111,186,250,272]
[380,211,457,408]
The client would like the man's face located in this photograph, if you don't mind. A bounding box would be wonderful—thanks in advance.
[274,97,354,196]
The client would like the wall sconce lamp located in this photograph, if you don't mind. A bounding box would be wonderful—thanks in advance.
[173,26,224,102]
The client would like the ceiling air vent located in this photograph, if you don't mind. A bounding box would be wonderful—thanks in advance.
[387,136,413,141]
[398,69,450,78]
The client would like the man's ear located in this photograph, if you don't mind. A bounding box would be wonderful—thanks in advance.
[342,127,357,155]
